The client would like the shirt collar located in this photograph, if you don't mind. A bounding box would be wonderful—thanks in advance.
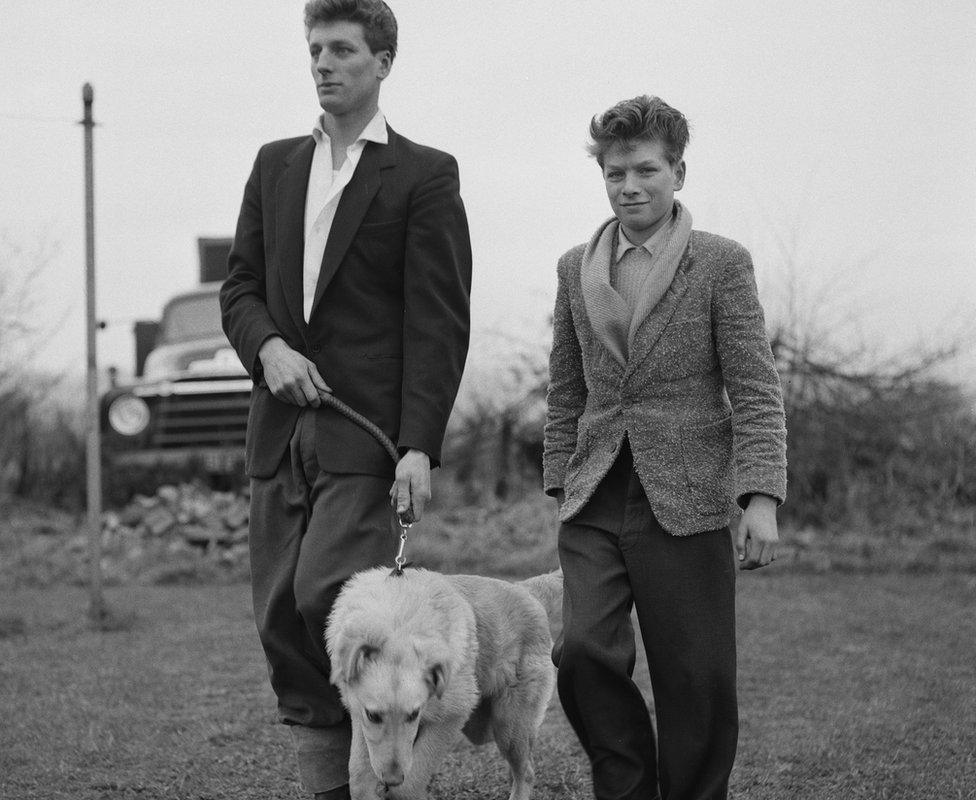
[312,107,389,148]
[614,212,675,263]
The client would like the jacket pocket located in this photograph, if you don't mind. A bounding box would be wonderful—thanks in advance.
[358,218,406,236]
[679,412,734,514]
[564,421,590,483]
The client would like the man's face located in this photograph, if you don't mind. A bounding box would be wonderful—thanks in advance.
[308,21,390,117]
[603,139,685,242]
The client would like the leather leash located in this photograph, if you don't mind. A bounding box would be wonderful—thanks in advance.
[318,391,415,576]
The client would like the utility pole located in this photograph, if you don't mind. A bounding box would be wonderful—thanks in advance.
[81,83,106,624]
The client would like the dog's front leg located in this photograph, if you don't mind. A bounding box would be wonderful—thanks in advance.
[385,718,465,800]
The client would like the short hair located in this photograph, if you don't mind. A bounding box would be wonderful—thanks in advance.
[587,95,690,168]
[304,0,398,62]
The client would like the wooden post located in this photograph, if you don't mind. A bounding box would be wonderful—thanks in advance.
[81,82,106,624]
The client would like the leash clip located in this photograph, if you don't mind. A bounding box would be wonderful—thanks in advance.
[391,507,414,577]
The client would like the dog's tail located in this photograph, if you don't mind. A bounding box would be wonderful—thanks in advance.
[519,569,563,621]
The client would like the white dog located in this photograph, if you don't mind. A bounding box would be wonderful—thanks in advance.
[325,566,562,800]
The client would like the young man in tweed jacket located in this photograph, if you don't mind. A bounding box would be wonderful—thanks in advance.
[544,95,787,800]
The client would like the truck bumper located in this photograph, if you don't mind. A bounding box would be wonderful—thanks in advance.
[106,447,245,475]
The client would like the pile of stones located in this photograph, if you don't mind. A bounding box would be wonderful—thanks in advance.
[95,483,251,584]
[2,483,252,588]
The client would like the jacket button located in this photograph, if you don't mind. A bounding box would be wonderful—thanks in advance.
[622,398,633,408]
[310,346,321,355]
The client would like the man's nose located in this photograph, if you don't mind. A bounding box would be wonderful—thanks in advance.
[621,174,640,195]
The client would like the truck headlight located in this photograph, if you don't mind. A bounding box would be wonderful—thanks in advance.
[107,394,150,436]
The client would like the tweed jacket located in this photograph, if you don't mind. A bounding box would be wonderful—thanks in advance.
[543,226,787,535]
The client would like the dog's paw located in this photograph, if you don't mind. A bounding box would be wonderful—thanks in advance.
[374,781,388,799]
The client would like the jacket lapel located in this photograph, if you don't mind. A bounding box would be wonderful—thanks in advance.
[275,137,315,333]
[580,218,629,368]
[624,240,695,379]
[309,129,398,319]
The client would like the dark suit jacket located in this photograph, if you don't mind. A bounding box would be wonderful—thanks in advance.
[543,229,787,535]
[220,126,472,479]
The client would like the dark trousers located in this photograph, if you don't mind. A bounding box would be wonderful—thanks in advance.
[556,441,738,800]
[249,409,397,791]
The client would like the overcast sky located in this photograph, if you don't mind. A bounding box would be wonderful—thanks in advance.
[2,0,974,388]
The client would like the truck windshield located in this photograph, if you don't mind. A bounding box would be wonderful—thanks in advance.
[160,293,225,344]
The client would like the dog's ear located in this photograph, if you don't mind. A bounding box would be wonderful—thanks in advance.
[347,643,379,685]
[425,662,449,699]
[333,639,379,687]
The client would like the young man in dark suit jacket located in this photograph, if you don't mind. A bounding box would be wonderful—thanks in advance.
[544,95,787,800]
[220,2,471,797]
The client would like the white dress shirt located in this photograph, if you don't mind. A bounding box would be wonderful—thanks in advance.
[303,108,389,321]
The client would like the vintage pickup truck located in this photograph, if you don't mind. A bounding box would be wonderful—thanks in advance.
[100,241,251,477]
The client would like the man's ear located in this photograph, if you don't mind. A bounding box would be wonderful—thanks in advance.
[426,662,449,699]
[673,160,686,191]
[376,50,392,80]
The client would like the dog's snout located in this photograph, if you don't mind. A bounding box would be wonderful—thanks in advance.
[382,764,404,787]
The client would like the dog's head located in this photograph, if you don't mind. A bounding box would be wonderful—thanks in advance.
[336,639,449,696]
[329,628,451,787]
[324,568,462,787]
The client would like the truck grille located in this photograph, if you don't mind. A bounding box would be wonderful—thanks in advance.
[144,381,251,449]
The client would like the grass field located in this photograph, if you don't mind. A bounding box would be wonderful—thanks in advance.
[1,572,974,800]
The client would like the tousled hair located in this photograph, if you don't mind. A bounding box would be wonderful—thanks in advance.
[587,95,690,168]
[304,0,398,61]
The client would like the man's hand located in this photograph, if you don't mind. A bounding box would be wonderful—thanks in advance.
[258,337,331,406]
[390,449,431,524]
[736,493,779,570]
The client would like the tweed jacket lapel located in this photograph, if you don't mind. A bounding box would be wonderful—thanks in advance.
[274,136,316,334]
[625,239,695,379]
[309,128,398,319]
[580,217,631,367]
[625,201,693,343]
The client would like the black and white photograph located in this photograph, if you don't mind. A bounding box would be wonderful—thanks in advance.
[1,2,974,799]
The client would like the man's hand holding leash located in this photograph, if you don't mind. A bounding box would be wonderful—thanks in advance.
[259,334,432,526]
[258,336,331,407]
[391,449,431,524]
